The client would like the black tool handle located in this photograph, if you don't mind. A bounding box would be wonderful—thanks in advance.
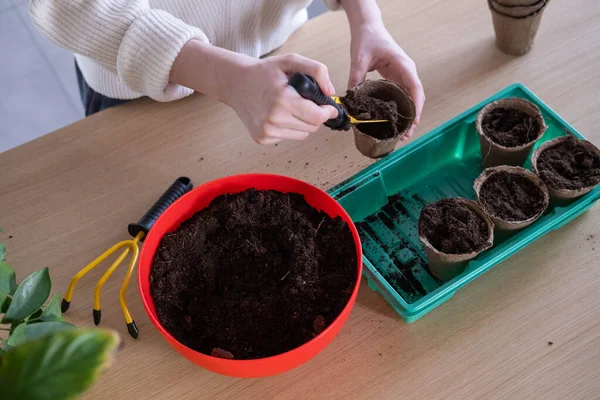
[128,177,193,240]
[288,72,349,130]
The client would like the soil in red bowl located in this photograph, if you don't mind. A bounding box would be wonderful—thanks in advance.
[479,171,546,221]
[419,199,489,254]
[150,189,357,360]
[536,136,600,190]
[481,107,541,147]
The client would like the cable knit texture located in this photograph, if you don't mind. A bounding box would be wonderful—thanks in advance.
[30,0,341,102]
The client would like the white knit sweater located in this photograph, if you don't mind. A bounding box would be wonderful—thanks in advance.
[30,0,341,101]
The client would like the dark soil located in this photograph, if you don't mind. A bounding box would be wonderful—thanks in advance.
[150,189,357,360]
[479,172,546,221]
[419,199,490,254]
[341,91,408,140]
[482,107,541,147]
[536,136,600,190]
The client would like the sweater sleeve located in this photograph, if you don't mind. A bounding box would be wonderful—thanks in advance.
[323,0,342,11]
[29,0,210,101]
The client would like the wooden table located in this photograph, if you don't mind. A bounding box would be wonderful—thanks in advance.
[1,0,599,398]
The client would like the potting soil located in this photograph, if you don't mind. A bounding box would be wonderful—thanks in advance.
[479,171,546,221]
[341,90,403,139]
[537,136,600,190]
[419,199,489,254]
[482,107,540,147]
[150,189,357,360]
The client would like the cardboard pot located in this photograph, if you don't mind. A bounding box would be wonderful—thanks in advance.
[418,198,494,282]
[490,0,549,18]
[349,80,415,159]
[488,0,549,56]
[476,97,546,168]
[531,136,600,201]
[474,166,549,231]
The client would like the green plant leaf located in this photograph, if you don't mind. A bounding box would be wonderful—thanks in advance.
[1,295,11,313]
[0,291,6,313]
[0,328,120,400]
[2,268,51,323]
[0,243,5,262]
[6,323,26,347]
[0,262,17,294]
[25,321,75,342]
[28,308,43,321]
[40,294,63,322]
[2,339,12,352]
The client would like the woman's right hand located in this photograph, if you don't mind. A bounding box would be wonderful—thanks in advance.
[171,40,338,145]
[224,54,339,145]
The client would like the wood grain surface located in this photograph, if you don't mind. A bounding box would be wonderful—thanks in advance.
[0,0,599,399]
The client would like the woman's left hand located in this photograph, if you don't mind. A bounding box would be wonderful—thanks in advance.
[348,23,425,140]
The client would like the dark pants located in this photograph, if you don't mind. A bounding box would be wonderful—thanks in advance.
[75,60,130,116]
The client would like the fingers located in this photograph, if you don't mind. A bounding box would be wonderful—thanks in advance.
[348,52,370,89]
[388,58,425,125]
[287,87,338,124]
[279,53,335,96]
[408,85,425,125]
[253,137,283,146]
[402,124,416,141]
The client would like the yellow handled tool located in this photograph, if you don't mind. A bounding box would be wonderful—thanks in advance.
[61,177,193,338]
[288,72,388,130]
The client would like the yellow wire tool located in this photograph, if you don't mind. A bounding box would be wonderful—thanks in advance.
[61,177,193,338]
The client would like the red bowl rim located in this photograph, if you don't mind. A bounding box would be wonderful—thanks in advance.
[138,173,363,365]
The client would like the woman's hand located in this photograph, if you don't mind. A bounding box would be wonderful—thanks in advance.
[228,54,338,145]
[341,0,425,139]
[171,40,337,145]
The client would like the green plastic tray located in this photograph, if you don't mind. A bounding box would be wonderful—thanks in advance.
[328,83,600,323]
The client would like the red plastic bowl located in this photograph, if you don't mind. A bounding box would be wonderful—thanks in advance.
[138,174,362,377]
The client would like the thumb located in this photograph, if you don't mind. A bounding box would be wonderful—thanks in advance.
[348,55,369,89]
[280,53,335,96]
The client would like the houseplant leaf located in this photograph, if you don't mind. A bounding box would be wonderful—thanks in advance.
[0,291,6,313]
[39,294,63,322]
[2,268,50,323]
[28,308,43,321]
[6,323,26,347]
[24,321,75,341]
[0,328,120,400]
[0,261,16,294]
[0,243,5,262]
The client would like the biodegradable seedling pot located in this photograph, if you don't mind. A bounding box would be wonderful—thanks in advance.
[531,136,600,201]
[418,198,494,282]
[476,97,546,168]
[488,0,549,56]
[346,79,415,159]
[474,166,549,231]
[495,0,541,5]
[490,0,549,18]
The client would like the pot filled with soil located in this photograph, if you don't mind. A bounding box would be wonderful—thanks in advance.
[474,166,549,231]
[341,79,415,159]
[137,174,362,378]
[418,198,494,282]
[476,97,546,168]
[531,135,600,201]
[488,0,550,56]
[490,0,549,18]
